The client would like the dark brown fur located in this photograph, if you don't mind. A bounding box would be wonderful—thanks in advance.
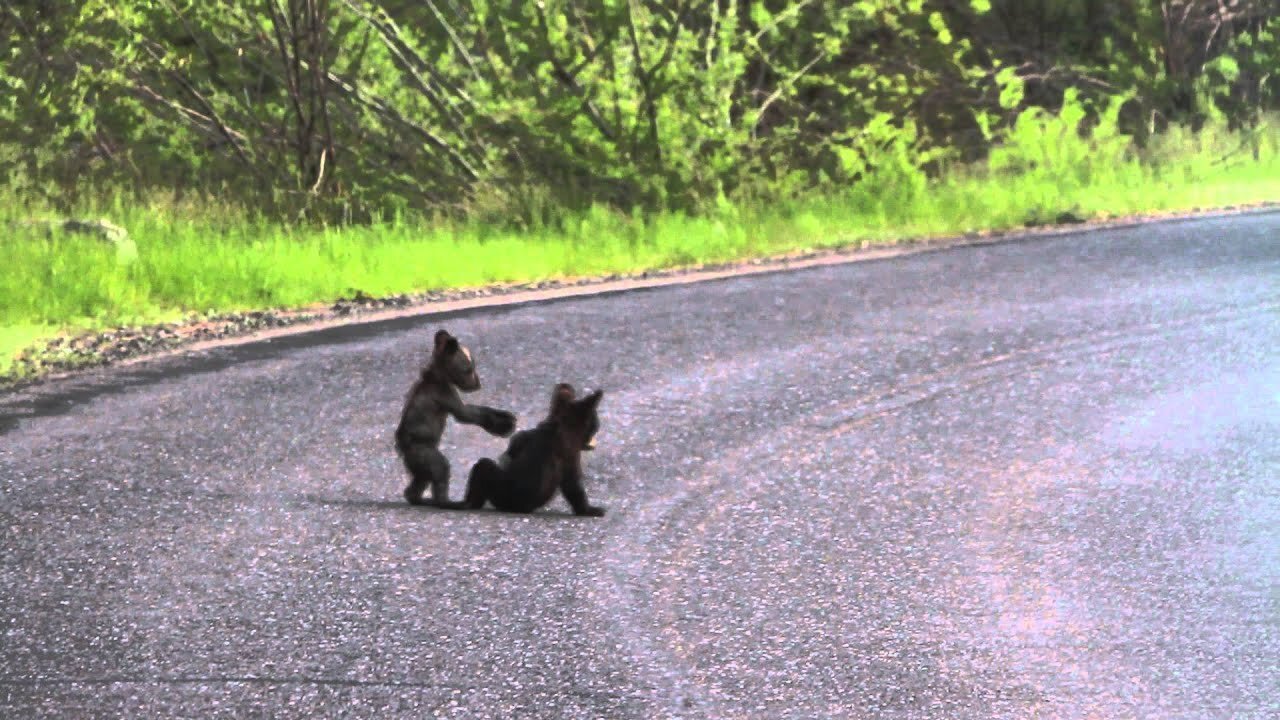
[395,329,516,507]
[462,383,605,516]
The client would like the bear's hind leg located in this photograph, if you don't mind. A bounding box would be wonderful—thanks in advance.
[403,456,432,506]
[403,447,462,508]
[428,450,465,509]
[463,458,502,510]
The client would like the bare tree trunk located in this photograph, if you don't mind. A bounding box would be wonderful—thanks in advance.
[266,0,337,195]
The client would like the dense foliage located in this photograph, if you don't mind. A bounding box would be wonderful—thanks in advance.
[3,0,1278,221]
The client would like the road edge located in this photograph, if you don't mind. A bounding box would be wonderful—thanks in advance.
[5,202,1279,393]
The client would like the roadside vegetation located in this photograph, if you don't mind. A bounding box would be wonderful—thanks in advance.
[3,1,1279,378]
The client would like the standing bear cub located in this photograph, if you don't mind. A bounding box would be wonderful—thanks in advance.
[462,383,606,517]
[396,329,517,507]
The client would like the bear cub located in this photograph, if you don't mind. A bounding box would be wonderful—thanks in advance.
[396,329,517,507]
[463,383,606,517]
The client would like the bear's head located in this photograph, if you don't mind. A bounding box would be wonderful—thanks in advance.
[431,329,481,392]
[549,383,602,452]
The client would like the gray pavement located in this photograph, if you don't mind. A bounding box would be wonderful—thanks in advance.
[2,213,1278,718]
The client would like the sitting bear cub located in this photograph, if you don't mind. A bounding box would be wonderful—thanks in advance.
[462,383,606,517]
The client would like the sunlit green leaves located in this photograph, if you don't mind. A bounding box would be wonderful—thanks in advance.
[1,0,1277,221]
[996,66,1024,110]
[1206,56,1241,83]
[928,12,951,44]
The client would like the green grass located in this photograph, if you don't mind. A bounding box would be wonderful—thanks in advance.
[3,116,1279,379]
[0,324,57,372]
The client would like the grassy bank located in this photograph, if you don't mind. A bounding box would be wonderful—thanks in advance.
[3,117,1279,380]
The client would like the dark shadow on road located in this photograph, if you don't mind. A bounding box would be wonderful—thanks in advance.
[301,494,592,520]
[302,495,413,512]
[464,507,597,520]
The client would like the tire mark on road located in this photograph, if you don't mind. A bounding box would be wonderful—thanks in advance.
[599,295,1279,717]
[810,297,1280,435]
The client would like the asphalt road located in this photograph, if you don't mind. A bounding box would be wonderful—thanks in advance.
[2,213,1278,719]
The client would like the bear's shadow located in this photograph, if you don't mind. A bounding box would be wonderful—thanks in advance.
[303,494,586,519]
[303,495,407,512]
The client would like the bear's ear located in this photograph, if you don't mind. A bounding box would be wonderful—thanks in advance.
[434,329,459,355]
[577,388,604,413]
[550,383,576,415]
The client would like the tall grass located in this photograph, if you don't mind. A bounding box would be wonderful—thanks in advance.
[3,115,1279,376]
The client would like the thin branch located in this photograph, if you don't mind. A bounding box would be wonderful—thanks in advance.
[267,0,310,174]
[625,0,661,165]
[646,0,687,80]
[750,0,817,45]
[532,1,618,143]
[309,0,337,189]
[422,0,484,85]
[136,43,259,172]
[753,52,824,136]
[324,70,482,181]
[310,146,327,193]
[339,0,486,167]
